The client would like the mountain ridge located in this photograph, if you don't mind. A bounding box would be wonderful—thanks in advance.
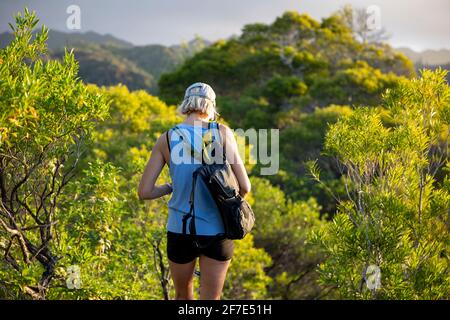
[0,29,208,94]
[1,29,448,93]
[396,47,450,65]
[2,29,449,65]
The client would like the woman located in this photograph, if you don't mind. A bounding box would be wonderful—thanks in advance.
[138,82,251,300]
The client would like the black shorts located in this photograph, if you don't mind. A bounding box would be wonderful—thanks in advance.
[166,231,234,264]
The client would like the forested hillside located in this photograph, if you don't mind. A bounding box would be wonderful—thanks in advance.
[0,30,208,94]
[159,11,416,213]
[53,45,158,92]
[1,8,448,300]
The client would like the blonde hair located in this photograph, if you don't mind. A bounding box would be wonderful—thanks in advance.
[177,96,219,120]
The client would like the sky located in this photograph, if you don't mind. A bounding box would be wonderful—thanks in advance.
[0,0,449,51]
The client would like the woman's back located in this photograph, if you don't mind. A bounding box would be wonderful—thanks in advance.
[166,121,225,236]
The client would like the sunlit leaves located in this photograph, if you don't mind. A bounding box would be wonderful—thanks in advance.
[314,70,450,299]
[0,9,109,298]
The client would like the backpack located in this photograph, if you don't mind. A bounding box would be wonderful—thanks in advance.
[167,122,255,243]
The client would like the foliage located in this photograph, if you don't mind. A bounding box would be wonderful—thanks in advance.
[49,160,166,299]
[223,234,272,300]
[159,11,414,122]
[158,10,415,214]
[262,105,352,212]
[0,9,108,299]
[310,69,450,299]
[248,177,329,299]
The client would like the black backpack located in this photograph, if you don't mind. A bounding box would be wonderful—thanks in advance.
[168,122,255,242]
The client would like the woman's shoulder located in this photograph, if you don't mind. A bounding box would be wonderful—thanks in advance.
[216,122,235,147]
[217,122,233,136]
[153,132,168,149]
[216,121,230,131]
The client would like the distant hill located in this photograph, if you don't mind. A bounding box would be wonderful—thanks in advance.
[111,37,211,79]
[52,46,157,92]
[0,30,133,50]
[0,30,208,93]
[45,30,134,50]
[396,47,450,65]
[396,47,450,82]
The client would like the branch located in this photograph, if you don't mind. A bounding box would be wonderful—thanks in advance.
[152,238,170,300]
[0,217,31,263]
[9,142,51,214]
[23,286,43,300]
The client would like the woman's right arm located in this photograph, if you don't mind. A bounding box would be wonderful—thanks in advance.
[137,134,172,200]
[219,124,251,197]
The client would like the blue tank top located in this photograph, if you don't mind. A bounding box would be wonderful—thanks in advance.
[166,121,225,236]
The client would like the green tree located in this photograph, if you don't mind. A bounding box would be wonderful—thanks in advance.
[49,159,170,299]
[159,10,414,128]
[266,105,352,213]
[249,177,329,299]
[0,9,108,299]
[310,70,450,299]
[223,234,272,299]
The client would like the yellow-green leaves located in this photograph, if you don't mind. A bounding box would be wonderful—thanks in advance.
[316,70,450,299]
[0,9,109,299]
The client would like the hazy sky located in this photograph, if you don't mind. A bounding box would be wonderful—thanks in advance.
[0,0,449,51]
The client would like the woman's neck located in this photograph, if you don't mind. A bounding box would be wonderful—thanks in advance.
[183,113,210,126]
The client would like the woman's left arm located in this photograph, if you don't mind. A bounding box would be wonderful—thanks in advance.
[138,134,172,200]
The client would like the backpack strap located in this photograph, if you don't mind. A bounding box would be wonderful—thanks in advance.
[182,168,198,236]
[166,129,171,153]
[211,121,222,145]
[210,121,226,160]
[165,128,175,168]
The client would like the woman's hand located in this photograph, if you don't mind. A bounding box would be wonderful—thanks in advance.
[164,182,173,195]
